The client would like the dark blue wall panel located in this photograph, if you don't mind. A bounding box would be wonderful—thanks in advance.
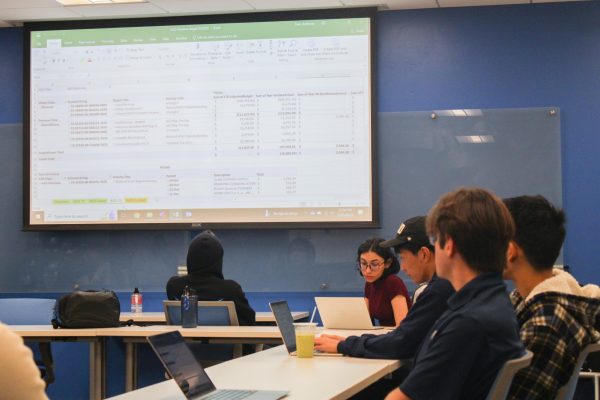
[0,28,22,123]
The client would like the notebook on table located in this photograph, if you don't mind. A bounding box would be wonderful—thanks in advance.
[269,300,342,357]
[147,330,289,400]
[314,297,384,330]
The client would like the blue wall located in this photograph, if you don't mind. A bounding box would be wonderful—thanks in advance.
[377,3,600,285]
[2,1,598,296]
[0,28,21,123]
[1,2,600,397]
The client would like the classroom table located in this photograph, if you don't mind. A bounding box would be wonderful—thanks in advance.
[95,325,287,392]
[119,311,309,324]
[14,324,395,399]
[13,324,285,399]
[106,344,403,400]
[100,326,395,394]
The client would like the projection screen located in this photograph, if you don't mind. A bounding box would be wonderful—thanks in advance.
[24,8,377,230]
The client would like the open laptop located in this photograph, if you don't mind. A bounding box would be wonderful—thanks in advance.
[315,297,384,330]
[147,330,289,400]
[269,300,342,357]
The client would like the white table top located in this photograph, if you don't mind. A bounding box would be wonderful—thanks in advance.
[119,311,309,323]
[12,324,391,339]
[10,324,283,340]
[95,325,283,339]
[11,325,101,337]
[107,345,401,400]
[119,312,165,323]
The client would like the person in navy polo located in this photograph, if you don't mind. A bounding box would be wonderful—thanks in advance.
[385,187,524,400]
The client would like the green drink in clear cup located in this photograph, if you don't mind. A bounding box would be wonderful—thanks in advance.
[294,322,317,358]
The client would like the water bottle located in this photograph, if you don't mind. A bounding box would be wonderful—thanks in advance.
[181,286,197,328]
[130,287,143,313]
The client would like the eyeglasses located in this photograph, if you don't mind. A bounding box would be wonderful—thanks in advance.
[358,260,384,272]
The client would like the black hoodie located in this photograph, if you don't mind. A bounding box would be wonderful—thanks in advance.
[166,232,256,326]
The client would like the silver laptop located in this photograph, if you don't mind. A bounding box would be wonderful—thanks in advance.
[314,297,384,330]
[269,300,342,357]
[147,331,289,400]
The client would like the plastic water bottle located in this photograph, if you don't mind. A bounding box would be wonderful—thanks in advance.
[130,287,143,313]
[181,286,197,328]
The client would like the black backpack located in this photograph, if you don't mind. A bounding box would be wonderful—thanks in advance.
[52,290,121,329]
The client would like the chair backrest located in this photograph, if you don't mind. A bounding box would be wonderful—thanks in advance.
[163,300,242,362]
[555,342,600,400]
[486,350,533,400]
[162,300,239,326]
[0,298,56,324]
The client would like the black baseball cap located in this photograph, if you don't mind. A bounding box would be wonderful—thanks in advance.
[380,216,429,249]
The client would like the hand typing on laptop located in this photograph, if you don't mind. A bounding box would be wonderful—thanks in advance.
[314,334,345,353]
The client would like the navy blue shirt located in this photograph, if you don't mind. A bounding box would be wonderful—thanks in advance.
[400,272,524,400]
[337,275,455,359]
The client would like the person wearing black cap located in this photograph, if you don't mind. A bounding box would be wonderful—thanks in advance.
[381,216,437,303]
[315,216,453,357]
[314,216,454,398]
[166,231,256,326]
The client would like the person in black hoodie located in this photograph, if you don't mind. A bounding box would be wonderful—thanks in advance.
[166,231,256,326]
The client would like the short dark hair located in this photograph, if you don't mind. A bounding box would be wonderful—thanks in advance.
[357,237,400,277]
[394,242,435,256]
[426,187,515,274]
[503,195,566,271]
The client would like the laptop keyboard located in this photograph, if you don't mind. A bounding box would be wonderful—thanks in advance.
[202,390,257,400]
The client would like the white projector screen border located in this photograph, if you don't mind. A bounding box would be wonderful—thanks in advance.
[23,8,378,230]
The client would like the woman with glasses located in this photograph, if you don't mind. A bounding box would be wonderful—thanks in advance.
[358,238,411,327]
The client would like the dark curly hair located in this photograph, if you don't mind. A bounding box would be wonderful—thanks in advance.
[357,237,400,278]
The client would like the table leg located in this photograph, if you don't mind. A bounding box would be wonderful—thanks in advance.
[89,339,105,400]
[125,342,138,392]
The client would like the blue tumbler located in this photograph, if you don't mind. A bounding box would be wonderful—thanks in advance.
[181,287,198,328]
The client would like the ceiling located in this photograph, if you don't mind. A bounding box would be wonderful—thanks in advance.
[0,0,586,28]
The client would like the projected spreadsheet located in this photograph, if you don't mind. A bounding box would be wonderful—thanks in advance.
[29,19,372,225]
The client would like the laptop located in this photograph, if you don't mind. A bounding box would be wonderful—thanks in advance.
[147,330,289,400]
[269,300,342,357]
[314,297,384,330]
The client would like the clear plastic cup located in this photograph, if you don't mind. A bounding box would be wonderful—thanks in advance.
[294,322,318,358]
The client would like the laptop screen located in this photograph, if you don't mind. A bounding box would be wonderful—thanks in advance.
[314,297,378,329]
[147,330,216,399]
[269,301,297,354]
